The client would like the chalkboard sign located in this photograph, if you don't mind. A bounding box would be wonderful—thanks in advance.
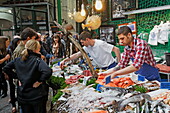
[111,0,138,19]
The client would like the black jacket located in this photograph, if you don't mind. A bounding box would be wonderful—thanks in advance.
[3,52,52,103]
[0,55,5,80]
[57,43,65,58]
[0,55,4,76]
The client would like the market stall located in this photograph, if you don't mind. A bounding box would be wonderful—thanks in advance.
[46,22,170,113]
[47,61,170,113]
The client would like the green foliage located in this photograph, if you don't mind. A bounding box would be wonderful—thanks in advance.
[47,76,67,89]
[47,76,68,103]
[78,79,83,83]
[52,90,63,103]
[134,85,147,93]
[92,83,98,89]
[86,78,97,86]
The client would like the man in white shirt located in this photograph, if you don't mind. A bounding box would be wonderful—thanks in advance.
[60,31,121,69]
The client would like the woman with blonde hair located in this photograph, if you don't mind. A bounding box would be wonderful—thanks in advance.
[3,39,52,113]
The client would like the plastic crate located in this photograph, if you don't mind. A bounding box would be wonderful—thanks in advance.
[160,79,168,82]
[160,82,170,89]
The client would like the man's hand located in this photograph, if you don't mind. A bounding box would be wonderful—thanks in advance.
[5,54,10,60]
[60,60,65,69]
[98,73,108,77]
[33,81,42,88]
[60,57,70,69]
[103,72,117,83]
[110,73,117,79]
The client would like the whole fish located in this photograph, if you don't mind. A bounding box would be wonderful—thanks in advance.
[118,93,151,111]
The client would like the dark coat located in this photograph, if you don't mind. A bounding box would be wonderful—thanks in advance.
[0,55,5,79]
[57,43,65,58]
[3,52,52,103]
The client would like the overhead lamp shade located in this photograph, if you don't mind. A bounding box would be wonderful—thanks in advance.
[82,15,101,30]
[73,11,86,23]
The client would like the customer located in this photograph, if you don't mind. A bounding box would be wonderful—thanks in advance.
[41,34,52,55]
[7,27,38,112]
[0,37,17,112]
[0,54,10,98]
[52,34,66,58]
[3,39,52,113]
[7,37,21,56]
[102,26,161,81]
[36,33,54,63]
[12,27,37,60]
[56,31,66,52]
[60,31,121,69]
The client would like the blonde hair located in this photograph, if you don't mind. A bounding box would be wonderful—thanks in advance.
[21,39,40,61]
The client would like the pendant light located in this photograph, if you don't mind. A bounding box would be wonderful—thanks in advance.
[80,3,86,16]
[95,0,102,10]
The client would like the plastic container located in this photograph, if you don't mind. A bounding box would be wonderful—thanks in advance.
[165,53,170,66]
[160,79,168,82]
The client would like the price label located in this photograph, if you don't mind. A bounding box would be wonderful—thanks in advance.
[105,76,111,84]
[138,75,145,81]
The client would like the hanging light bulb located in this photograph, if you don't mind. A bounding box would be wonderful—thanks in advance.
[95,0,103,10]
[80,4,86,16]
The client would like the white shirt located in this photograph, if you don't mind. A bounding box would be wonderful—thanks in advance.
[83,39,115,68]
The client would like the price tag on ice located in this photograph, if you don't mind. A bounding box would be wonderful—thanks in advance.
[138,75,145,81]
[105,76,111,84]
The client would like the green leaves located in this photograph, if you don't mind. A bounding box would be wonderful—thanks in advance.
[52,90,63,103]
[86,78,96,86]
[134,85,147,93]
[47,76,68,103]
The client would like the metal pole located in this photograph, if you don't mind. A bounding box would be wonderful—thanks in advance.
[57,0,62,24]
[13,7,17,34]
[53,0,57,21]
[47,3,50,32]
